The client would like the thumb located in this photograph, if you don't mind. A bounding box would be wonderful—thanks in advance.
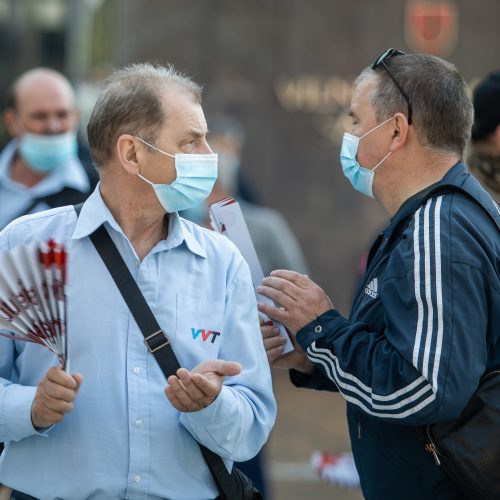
[71,373,83,391]
[218,360,242,376]
[195,359,241,376]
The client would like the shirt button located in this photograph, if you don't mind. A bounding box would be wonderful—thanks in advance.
[135,419,143,428]
[134,474,141,483]
[315,325,322,334]
[133,366,141,375]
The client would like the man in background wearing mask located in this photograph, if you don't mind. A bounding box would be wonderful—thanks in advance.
[467,70,500,202]
[0,63,275,499]
[259,50,500,499]
[0,68,97,231]
[183,113,309,277]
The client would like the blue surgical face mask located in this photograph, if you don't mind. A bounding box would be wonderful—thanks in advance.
[340,117,393,198]
[135,137,218,213]
[18,131,78,173]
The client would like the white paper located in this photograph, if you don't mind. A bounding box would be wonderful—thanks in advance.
[209,198,294,353]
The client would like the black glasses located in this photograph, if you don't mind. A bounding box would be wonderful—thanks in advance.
[372,48,413,125]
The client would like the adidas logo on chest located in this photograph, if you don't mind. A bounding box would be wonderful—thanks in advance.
[365,277,378,299]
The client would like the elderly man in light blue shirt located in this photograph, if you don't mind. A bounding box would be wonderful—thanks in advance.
[0,63,276,500]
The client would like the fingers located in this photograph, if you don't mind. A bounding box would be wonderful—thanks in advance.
[166,374,208,412]
[264,335,287,365]
[269,269,310,287]
[257,301,288,323]
[267,344,286,364]
[165,360,243,412]
[31,368,82,428]
[218,361,242,377]
[192,359,242,377]
[72,373,84,390]
[261,324,281,339]
[260,276,301,302]
[47,367,78,389]
[165,371,218,412]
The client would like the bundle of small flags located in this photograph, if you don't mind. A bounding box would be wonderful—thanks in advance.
[0,240,69,370]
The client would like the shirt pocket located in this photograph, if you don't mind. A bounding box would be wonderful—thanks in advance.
[173,292,225,369]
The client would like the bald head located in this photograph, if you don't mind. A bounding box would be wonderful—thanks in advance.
[7,68,74,109]
[4,68,78,138]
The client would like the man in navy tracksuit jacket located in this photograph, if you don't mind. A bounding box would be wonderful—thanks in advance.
[259,50,500,500]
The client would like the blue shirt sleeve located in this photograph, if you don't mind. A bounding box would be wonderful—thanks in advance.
[180,259,277,461]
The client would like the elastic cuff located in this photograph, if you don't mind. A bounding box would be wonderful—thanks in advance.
[296,308,342,350]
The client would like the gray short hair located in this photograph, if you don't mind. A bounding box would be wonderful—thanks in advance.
[87,62,202,168]
[358,54,473,157]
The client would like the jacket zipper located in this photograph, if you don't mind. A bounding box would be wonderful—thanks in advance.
[424,440,441,465]
[425,426,483,498]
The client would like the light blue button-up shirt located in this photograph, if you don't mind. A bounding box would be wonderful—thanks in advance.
[0,186,276,499]
[0,140,90,230]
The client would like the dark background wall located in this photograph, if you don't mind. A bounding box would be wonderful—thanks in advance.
[1,0,499,314]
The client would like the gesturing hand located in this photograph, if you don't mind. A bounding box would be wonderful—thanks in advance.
[165,360,241,412]
[257,270,333,335]
[31,367,83,429]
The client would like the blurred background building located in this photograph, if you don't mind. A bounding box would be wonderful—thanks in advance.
[1,1,498,498]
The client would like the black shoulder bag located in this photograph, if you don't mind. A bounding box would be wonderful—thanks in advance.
[74,205,262,500]
[419,183,500,500]
[424,369,500,500]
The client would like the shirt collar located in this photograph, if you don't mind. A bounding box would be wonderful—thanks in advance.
[0,139,89,193]
[71,185,206,258]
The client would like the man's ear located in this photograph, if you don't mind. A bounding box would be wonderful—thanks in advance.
[116,134,143,175]
[389,112,410,152]
[3,109,21,137]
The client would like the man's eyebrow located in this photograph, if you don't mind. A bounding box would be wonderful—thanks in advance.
[184,128,205,139]
[348,110,359,120]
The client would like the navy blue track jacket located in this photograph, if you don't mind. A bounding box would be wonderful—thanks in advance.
[292,163,500,499]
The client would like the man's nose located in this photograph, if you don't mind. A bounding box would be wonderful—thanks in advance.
[202,140,214,154]
[44,117,67,134]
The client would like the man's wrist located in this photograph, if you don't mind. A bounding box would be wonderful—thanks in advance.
[295,356,314,375]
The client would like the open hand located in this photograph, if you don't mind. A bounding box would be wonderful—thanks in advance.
[165,360,241,412]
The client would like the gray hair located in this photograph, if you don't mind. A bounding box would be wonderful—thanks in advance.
[87,62,202,168]
[358,54,473,157]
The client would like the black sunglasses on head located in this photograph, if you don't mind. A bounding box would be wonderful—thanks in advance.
[372,48,413,125]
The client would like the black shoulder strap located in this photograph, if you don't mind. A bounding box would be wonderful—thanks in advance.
[73,204,238,500]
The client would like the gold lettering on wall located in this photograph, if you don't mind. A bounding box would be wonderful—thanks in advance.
[274,74,355,144]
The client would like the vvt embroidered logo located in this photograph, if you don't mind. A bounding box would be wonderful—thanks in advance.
[365,277,378,299]
[191,328,221,344]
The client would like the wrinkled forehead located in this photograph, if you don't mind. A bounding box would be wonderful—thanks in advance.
[160,88,207,133]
